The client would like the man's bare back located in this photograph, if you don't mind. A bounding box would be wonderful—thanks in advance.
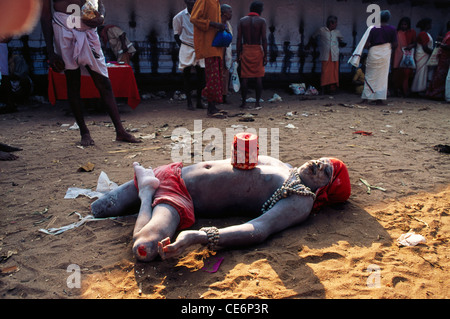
[239,15,267,45]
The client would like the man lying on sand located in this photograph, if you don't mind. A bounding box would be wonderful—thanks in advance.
[91,155,351,262]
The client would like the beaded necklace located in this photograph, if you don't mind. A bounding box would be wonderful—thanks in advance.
[261,168,316,214]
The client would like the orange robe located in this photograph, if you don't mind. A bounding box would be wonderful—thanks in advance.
[321,55,339,87]
[190,0,223,59]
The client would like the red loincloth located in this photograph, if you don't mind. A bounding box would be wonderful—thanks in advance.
[240,44,265,78]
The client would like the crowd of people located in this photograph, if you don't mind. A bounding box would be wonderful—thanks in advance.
[1,0,449,150]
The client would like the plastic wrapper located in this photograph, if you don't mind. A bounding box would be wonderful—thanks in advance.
[81,0,98,20]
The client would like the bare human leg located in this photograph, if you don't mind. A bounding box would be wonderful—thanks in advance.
[86,66,141,144]
[65,68,94,146]
[240,78,249,109]
[255,77,263,108]
[131,163,180,262]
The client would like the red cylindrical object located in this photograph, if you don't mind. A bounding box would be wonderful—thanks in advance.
[231,133,259,170]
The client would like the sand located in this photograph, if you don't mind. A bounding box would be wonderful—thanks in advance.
[0,89,449,299]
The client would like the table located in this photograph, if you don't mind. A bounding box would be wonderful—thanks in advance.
[47,64,141,109]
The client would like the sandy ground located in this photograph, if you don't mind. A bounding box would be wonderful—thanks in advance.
[0,88,449,300]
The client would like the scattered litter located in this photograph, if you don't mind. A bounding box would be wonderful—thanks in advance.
[172,91,186,101]
[77,162,95,172]
[239,113,255,122]
[64,171,118,199]
[353,131,373,136]
[96,171,119,193]
[304,85,319,95]
[202,256,224,273]
[360,178,386,194]
[69,122,79,130]
[0,265,19,274]
[289,83,306,95]
[382,109,403,115]
[39,212,116,235]
[285,111,297,117]
[285,123,297,129]
[268,93,282,102]
[397,232,426,247]
[0,250,17,263]
[64,188,103,199]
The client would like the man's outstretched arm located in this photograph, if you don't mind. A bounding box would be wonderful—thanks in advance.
[158,195,314,259]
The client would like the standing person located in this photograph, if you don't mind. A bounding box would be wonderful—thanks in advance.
[173,0,206,110]
[190,0,227,118]
[236,1,267,109]
[312,15,346,95]
[40,0,140,146]
[361,10,397,105]
[391,17,416,98]
[426,21,450,100]
[411,18,434,94]
[220,4,233,104]
[0,36,15,114]
[99,24,136,65]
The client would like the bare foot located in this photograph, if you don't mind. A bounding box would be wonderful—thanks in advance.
[0,151,19,161]
[116,132,142,143]
[80,133,95,146]
[133,162,160,197]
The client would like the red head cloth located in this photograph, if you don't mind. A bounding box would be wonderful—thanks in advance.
[312,158,351,212]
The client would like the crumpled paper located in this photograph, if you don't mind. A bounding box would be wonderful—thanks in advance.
[397,232,426,247]
[64,171,118,199]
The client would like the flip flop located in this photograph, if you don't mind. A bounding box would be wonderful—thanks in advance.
[207,112,227,119]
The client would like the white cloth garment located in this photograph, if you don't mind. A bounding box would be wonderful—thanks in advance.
[348,26,374,68]
[173,8,204,70]
[361,42,392,100]
[52,11,108,77]
[411,33,433,93]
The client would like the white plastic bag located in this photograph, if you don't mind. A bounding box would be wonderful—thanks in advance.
[399,48,416,69]
[397,232,426,247]
[231,61,240,92]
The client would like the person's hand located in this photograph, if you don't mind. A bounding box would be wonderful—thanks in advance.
[157,230,201,260]
[210,22,226,31]
[82,11,104,28]
[48,52,65,73]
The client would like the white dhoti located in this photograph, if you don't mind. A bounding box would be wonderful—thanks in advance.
[362,43,392,100]
[52,12,108,78]
[178,42,204,70]
[411,44,431,93]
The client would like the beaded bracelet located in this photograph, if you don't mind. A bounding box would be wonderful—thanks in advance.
[200,226,220,250]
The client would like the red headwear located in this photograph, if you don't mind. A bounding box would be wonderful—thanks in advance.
[312,158,351,212]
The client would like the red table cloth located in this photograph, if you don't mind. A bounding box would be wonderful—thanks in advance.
[47,64,140,109]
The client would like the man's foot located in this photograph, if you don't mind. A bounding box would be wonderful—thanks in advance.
[0,151,19,161]
[81,133,95,146]
[376,99,387,106]
[133,162,160,196]
[0,143,22,152]
[116,132,142,144]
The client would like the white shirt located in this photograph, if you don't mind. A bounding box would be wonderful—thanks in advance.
[173,8,195,47]
[313,27,343,62]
